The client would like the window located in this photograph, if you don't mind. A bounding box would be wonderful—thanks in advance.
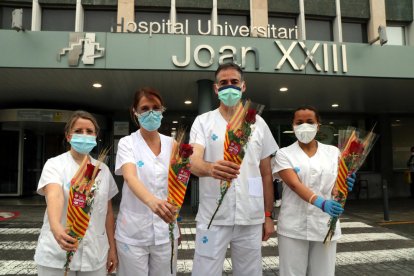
[342,22,367,43]
[84,10,117,32]
[386,26,406,46]
[1,6,32,30]
[135,11,170,34]
[268,16,297,39]
[217,14,249,37]
[42,9,75,31]
[176,13,211,35]
[305,19,333,41]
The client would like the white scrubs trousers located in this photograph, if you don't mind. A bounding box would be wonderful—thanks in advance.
[192,223,263,276]
[116,239,178,276]
[37,265,107,276]
[278,234,337,276]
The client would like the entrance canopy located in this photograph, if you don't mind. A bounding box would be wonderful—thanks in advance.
[1,30,414,114]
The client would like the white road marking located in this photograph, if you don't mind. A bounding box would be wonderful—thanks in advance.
[339,232,410,243]
[0,241,37,250]
[0,228,40,235]
[340,221,372,228]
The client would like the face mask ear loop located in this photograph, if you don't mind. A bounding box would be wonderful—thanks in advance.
[131,108,140,128]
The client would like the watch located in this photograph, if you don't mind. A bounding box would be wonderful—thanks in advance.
[265,211,274,220]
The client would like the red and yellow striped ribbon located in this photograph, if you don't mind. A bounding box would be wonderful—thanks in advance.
[223,132,243,165]
[336,157,349,198]
[66,187,90,238]
[167,167,187,207]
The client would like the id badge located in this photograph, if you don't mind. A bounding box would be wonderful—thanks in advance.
[195,227,218,258]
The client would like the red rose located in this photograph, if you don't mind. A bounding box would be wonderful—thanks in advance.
[84,163,100,180]
[179,144,193,158]
[245,109,256,124]
[349,140,364,155]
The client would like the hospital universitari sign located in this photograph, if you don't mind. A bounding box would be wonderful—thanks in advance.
[112,18,349,73]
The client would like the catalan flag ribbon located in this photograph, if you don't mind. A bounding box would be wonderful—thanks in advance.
[208,100,263,229]
[167,131,193,274]
[323,127,377,244]
[64,149,108,275]
[335,158,349,201]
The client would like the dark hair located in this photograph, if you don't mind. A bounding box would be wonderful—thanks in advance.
[130,87,164,126]
[411,146,414,152]
[64,110,100,137]
[215,62,244,82]
[293,105,321,123]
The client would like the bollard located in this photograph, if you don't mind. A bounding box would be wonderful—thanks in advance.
[382,179,390,221]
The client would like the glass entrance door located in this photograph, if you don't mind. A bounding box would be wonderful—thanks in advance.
[22,128,66,196]
[0,130,21,195]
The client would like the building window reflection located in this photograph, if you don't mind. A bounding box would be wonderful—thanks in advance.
[305,18,333,41]
[176,12,211,35]
[84,10,117,32]
[218,14,249,37]
[42,9,75,31]
[268,16,297,39]
[386,25,406,45]
[342,22,367,43]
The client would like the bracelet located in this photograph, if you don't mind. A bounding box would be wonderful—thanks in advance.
[308,194,317,204]
[321,200,326,212]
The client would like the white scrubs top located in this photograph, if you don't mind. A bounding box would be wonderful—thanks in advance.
[190,108,278,226]
[34,151,119,271]
[273,141,342,241]
[115,130,178,246]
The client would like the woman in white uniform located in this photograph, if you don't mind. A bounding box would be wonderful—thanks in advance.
[273,106,355,276]
[34,110,119,275]
[115,87,178,276]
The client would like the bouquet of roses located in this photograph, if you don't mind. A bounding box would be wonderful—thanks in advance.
[64,149,109,275]
[323,127,377,244]
[167,129,193,274]
[208,100,264,229]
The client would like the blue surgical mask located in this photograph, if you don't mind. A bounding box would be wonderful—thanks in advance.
[137,110,163,131]
[218,85,242,107]
[70,134,97,154]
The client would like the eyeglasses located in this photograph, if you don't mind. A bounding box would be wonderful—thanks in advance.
[136,107,166,117]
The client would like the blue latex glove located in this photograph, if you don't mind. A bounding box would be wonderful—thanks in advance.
[346,173,356,191]
[313,196,344,217]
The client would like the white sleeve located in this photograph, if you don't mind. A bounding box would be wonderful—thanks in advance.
[260,120,279,160]
[190,116,206,147]
[274,149,293,173]
[37,158,63,196]
[115,136,135,176]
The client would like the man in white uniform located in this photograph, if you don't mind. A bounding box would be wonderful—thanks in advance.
[190,62,278,276]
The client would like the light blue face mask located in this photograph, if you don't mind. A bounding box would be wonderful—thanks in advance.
[70,134,97,154]
[137,110,163,131]
[218,85,242,107]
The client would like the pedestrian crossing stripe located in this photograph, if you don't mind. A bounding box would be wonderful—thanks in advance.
[0,221,373,236]
[0,231,409,251]
[1,220,413,275]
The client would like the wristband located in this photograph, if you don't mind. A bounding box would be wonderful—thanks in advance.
[321,200,326,212]
[265,211,274,219]
[308,194,317,204]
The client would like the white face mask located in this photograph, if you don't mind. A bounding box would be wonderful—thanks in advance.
[293,123,318,144]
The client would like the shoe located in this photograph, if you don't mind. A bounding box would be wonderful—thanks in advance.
[275,200,282,208]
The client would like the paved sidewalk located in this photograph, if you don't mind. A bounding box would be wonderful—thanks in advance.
[0,196,414,275]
